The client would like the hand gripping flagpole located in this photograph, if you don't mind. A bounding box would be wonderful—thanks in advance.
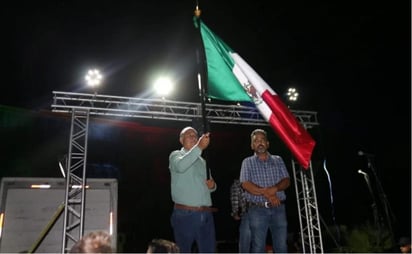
[194,3,211,179]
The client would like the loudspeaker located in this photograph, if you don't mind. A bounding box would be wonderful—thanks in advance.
[0,177,118,253]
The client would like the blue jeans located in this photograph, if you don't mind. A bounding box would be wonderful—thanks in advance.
[239,212,251,253]
[170,208,216,253]
[248,204,288,253]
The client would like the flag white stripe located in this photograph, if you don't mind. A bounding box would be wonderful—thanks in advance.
[231,53,278,96]
[231,53,273,121]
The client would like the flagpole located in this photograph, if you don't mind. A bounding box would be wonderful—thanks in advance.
[194,3,211,179]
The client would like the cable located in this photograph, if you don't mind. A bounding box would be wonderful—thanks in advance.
[323,159,341,248]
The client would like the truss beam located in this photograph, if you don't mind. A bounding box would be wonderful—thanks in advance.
[52,91,319,128]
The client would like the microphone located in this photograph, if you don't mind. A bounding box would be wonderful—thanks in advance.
[358,169,368,175]
[358,150,375,157]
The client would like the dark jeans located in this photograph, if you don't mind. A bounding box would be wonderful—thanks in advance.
[248,204,288,253]
[239,212,252,253]
[171,208,216,253]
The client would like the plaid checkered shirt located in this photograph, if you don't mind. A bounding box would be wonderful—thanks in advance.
[230,179,248,217]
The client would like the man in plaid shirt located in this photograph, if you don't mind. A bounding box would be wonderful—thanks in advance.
[230,179,251,252]
[240,128,290,253]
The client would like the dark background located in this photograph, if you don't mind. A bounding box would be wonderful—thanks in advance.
[1,0,410,252]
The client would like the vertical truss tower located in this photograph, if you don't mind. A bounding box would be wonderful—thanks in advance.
[61,109,90,252]
[292,160,324,253]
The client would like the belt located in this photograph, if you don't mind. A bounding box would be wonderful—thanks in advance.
[247,200,285,208]
[174,203,218,212]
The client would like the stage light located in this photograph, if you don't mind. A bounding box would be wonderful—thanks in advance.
[0,213,3,238]
[72,185,89,189]
[85,69,103,87]
[154,77,174,98]
[287,87,299,102]
[58,161,66,178]
[31,184,51,189]
[110,212,113,235]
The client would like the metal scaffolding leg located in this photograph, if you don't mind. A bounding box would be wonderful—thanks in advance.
[292,160,324,253]
[61,109,90,253]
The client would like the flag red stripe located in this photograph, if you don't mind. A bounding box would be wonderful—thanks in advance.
[261,90,302,135]
[261,90,315,169]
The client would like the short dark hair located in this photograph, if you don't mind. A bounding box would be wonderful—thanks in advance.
[399,237,411,246]
[147,239,180,253]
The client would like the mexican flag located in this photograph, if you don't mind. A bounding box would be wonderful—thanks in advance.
[197,19,315,169]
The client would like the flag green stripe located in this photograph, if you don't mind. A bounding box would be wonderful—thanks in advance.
[200,21,251,102]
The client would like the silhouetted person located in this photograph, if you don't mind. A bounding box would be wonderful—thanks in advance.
[230,179,251,252]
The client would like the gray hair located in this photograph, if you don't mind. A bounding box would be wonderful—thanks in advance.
[179,126,197,137]
[250,129,267,141]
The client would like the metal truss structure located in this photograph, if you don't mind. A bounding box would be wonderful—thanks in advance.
[60,108,90,252]
[292,160,324,253]
[51,91,323,253]
[51,91,319,127]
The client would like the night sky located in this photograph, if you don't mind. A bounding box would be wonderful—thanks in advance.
[1,0,411,252]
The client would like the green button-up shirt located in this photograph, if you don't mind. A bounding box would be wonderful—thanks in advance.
[169,146,216,206]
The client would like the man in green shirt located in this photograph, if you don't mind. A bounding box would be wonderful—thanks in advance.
[169,126,217,253]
